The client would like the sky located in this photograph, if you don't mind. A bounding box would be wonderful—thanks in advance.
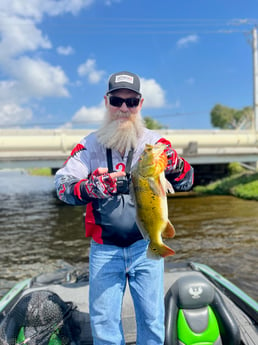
[0,0,258,130]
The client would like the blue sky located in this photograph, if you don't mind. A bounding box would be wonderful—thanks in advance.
[0,0,257,130]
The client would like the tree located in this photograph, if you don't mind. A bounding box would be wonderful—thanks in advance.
[210,104,254,129]
[144,116,166,129]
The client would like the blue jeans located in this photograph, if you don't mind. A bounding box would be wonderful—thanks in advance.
[89,239,165,345]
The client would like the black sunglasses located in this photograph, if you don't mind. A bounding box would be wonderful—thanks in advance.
[109,96,141,108]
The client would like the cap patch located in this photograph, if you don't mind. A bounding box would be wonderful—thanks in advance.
[115,75,134,84]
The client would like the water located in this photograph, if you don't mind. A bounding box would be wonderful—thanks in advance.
[0,170,257,301]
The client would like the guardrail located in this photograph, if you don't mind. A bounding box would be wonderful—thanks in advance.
[1,129,258,168]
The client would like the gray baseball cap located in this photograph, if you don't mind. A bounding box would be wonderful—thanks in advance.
[106,71,141,96]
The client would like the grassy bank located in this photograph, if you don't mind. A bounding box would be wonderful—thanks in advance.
[27,167,52,176]
[194,163,258,201]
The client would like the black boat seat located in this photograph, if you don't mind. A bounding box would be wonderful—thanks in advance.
[164,274,241,345]
[0,290,79,345]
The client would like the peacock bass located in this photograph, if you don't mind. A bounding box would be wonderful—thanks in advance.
[131,143,176,258]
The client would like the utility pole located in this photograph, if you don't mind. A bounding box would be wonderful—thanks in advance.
[252,27,258,131]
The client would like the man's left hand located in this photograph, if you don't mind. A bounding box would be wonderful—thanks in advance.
[165,147,178,173]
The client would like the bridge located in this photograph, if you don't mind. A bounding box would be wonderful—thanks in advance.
[1,129,258,184]
[1,128,258,167]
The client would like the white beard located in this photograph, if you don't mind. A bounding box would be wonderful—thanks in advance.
[96,110,145,153]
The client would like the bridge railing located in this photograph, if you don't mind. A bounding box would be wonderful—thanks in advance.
[1,129,258,168]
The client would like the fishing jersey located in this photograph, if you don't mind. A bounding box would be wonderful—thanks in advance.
[55,128,193,247]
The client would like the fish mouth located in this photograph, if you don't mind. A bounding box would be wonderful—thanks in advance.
[152,147,166,156]
[135,143,168,177]
[138,154,167,177]
[145,143,167,154]
[145,145,167,162]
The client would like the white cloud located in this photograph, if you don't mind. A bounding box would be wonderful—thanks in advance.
[9,57,69,98]
[0,0,94,127]
[0,80,33,126]
[0,57,69,126]
[0,1,172,128]
[0,102,32,127]
[0,65,68,126]
[140,78,166,108]
[78,59,105,84]
[72,101,106,124]
[0,15,51,60]
[41,0,94,17]
[105,0,122,6]
[176,34,199,48]
[57,46,74,55]
[0,80,21,103]
[0,0,94,21]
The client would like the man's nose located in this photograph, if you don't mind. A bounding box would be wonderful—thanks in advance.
[120,101,129,111]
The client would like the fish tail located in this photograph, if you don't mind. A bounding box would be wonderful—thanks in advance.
[148,242,176,258]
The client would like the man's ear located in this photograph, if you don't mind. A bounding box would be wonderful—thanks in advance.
[104,95,108,107]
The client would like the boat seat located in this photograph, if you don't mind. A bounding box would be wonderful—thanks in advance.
[164,274,241,345]
[0,290,80,345]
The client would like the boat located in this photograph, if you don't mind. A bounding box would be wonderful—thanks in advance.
[0,261,257,345]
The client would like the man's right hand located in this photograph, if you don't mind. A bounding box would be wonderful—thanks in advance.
[83,168,126,199]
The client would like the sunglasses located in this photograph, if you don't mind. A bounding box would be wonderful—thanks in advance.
[109,96,141,108]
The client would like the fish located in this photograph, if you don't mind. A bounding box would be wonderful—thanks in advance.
[131,143,176,258]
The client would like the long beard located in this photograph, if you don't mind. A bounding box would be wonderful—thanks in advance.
[96,110,144,152]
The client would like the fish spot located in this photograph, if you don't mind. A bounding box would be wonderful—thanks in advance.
[150,244,157,251]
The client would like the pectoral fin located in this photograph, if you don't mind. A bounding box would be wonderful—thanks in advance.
[162,220,176,239]
[148,177,166,197]
[166,179,174,194]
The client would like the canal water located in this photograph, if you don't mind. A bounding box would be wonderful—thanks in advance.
[0,170,257,301]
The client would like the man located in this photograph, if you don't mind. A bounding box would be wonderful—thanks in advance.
[55,71,193,345]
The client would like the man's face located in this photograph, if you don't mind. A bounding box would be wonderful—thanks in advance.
[104,89,144,121]
[98,89,144,152]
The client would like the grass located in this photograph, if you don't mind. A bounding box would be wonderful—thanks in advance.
[194,163,258,201]
[27,167,52,176]
[231,179,258,200]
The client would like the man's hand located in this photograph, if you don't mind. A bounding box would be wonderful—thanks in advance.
[84,168,126,198]
[165,147,179,173]
[157,138,180,174]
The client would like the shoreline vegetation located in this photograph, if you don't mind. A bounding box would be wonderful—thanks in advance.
[27,167,52,176]
[27,163,258,201]
[193,162,258,201]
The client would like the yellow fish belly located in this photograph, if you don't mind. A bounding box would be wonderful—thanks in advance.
[132,173,176,258]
